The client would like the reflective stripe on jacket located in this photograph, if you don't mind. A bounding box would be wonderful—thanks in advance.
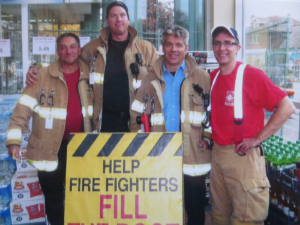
[6,59,93,171]
[80,26,158,131]
[130,55,212,176]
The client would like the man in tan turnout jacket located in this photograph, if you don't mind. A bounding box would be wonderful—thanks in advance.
[7,33,93,225]
[80,25,157,131]
[130,25,211,225]
[26,1,157,132]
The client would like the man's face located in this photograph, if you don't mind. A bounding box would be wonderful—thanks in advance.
[106,6,129,38]
[57,36,81,66]
[162,35,189,70]
[212,32,241,67]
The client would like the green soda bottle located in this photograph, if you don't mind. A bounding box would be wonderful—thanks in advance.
[292,152,300,163]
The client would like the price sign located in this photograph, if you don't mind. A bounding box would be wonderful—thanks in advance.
[0,39,11,57]
[32,37,55,55]
[79,37,91,48]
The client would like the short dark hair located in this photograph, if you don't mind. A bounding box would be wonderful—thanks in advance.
[56,33,80,49]
[106,1,129,19]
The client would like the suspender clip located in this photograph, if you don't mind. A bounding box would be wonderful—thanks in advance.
[202,93,210,107]
[201,111,211,128]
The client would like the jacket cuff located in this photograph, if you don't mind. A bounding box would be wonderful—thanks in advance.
[6,140,21,148]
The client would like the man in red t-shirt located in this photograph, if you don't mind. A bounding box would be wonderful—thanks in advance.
[209,25,296,225]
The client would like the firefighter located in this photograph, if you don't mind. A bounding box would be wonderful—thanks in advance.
[209,25,296,225]
[130,25,211,225]
[6,33,93,225]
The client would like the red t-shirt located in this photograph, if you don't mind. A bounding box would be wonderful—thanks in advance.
[210,61,287,145]
[63,68,82,140]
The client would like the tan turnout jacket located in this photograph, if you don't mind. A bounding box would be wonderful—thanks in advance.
[130,55,212,176]
[6,59,93,171]
[80,26,158,131]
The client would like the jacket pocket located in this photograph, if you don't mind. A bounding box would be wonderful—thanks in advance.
[240,179,270,221]
[27,133,43,151]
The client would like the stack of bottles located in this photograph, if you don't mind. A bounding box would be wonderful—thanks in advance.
[0,98,18,225]
[263,135,300,225]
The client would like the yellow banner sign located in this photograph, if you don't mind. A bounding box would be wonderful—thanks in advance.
[65,132,183,225]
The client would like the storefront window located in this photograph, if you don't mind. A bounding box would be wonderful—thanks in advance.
[244,0,300,90]
[243,0,300,142]
[28,0,207,66]
[0,4,22,94]
[0,0,208,94]
[174,0,206,51]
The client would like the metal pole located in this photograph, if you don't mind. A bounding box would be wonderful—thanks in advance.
[280,14,291,138]
[21,4,29,88]
[292,47,297,89]
[284,14,290,90]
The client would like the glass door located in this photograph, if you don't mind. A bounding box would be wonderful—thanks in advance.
[0,4,22,94]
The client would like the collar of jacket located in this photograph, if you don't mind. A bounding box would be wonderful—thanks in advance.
[99,25,138,48]
[48,59,89,80]
[153,54,197,82]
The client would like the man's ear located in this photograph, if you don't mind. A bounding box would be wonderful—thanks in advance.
[185,45,190,52]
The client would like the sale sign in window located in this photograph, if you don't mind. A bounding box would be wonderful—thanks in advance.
[65,132,183,225]
[32,37,55,55]
[0,39,11,57]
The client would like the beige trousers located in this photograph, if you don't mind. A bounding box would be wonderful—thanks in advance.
[210,142,270,225]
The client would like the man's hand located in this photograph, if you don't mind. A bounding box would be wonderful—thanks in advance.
[236,96,296,155]
[197,139,209,150]
[25,67,39,87]
[235,136,260,155]
[8,145,21,161]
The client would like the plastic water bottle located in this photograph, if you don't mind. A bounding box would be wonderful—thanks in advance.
[0,203,10,224]
[0,103,13,130]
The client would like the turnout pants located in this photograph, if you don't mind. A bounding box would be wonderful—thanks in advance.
[210,142,270,225]
[37,140,68,225]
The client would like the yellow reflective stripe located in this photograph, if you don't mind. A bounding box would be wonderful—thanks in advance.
[40,63,49,68]
[181,111,186,123]
[27,159,58,171]
[33,106,39,114]
[18,94,38,110]
[181,111,205,124]
[183,163,211,176]
[34,106,67,119]
[7,129,22,141]
[94,73,104,84]
[133,79,142,89]
[82,107,86,117]
[151,113,164,126]
[131,100,144,113]
[88,105,93,116]
[82,106,93,117]
[204,127,212,133]
[190,111,205,125]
